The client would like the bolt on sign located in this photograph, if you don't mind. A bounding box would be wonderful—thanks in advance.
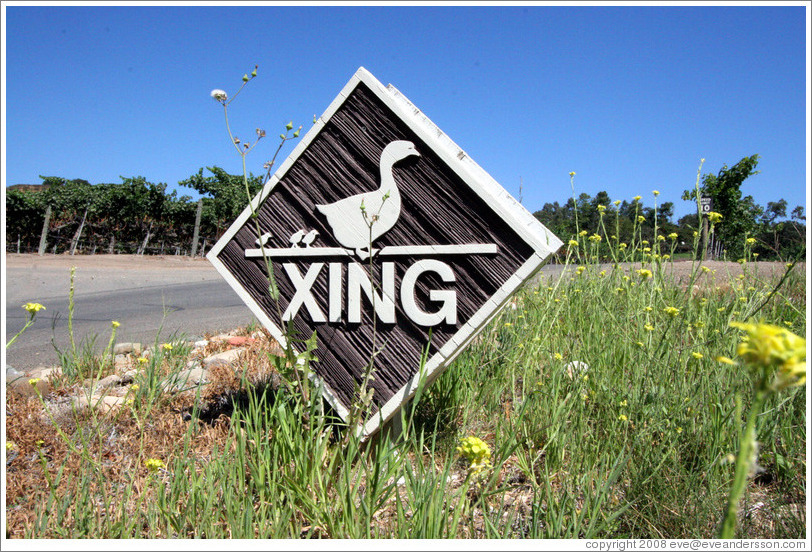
[207,67,563,437]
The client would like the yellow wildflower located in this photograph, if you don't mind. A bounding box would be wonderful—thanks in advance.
[730,322,806,391]
[568,239,579,247]
[554,353,563,360]
[614,200,621,206]
[692,352,703,359]
[145,458,166,473]
[162,343,173,351]
[569,171,576,177]
[746,237,756,245]
[29,378,41,387]
[22,302,46,314]
[579,230,588,237]
[664,306,680,317]
[637,269,653,280]
[633,195,642,201]
[618,414,628,422]
[457,436,492,475]
[619,243,627,250]
[708,211,723,224]
[644,324,655,332]
[6,442,15,451]
[576,266,585,275]
[111,320,121,328]
[589,233,602,242]
[668,233,678,240]
[653,190,660,196]
[637,216,646,223]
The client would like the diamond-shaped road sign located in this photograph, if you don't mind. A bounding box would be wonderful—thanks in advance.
[207,67,563,437]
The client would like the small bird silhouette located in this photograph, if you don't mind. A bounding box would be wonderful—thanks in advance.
[301,229,319,248]
[289,230,306,248]
[255,232,273,248]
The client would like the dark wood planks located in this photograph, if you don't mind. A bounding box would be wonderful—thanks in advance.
[216,82,535,414]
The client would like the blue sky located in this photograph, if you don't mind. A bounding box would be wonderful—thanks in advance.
[3,2,809,222]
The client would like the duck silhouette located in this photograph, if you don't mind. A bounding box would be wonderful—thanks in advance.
[316,140,420,259]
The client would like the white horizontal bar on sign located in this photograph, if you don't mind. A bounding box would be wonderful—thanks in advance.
[378,244,498,256]
[244,247,353,258]
[244,243,497,259]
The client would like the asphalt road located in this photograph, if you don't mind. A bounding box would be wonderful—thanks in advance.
[3,253,568,372]
[4,255,258,371]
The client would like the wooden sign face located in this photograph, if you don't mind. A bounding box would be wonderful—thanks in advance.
[700,196,713,214]
[207,68,562,436]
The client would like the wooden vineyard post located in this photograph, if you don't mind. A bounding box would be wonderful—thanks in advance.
[191,199,204,257]
[38,206,52,256]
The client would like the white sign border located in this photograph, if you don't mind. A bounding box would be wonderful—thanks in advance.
[207,67,564,437]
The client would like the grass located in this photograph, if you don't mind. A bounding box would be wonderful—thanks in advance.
[4,219,806,540]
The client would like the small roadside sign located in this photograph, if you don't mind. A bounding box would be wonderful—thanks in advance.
[700,196,713,214]
[207,67,563,437]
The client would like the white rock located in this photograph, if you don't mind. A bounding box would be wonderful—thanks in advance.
[30,366,61,381]
[162,367,208,393]
[95,374,123,389]
[113,342,142,355]
[202,348,245,369]
[565,361,589,379]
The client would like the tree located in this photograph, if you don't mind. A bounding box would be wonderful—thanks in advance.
[5,188,45,250]
[179,166,264,239]
[790,205,805,222]
[683,154,761,258]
